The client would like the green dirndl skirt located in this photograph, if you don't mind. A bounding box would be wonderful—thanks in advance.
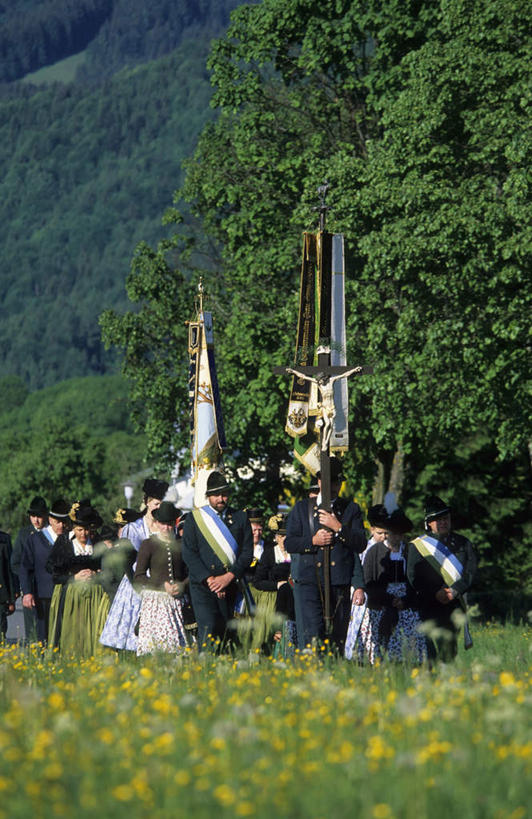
[250,588,280,650]
[48,580,110,657]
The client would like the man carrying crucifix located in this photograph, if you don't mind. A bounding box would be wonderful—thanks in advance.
[285,456,366,652]
[275,197,373,651]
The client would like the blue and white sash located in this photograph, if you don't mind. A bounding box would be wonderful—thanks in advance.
[193,505,238,568]
[411,535,464,587]
[193,506,255,615]
[42,527,55,545]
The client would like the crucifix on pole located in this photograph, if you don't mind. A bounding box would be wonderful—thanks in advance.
[273,183,372,636]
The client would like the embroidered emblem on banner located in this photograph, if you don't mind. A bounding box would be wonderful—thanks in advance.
[288,406,307,431]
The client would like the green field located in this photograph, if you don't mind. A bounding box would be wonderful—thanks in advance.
[20,50,87,85]
[0,622,530,819]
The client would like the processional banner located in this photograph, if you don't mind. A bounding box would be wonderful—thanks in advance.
[285,232,349,474]
[188,306,227,505]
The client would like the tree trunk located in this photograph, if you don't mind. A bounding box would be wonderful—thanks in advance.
[372,444,405,506]
[372,456,387,505]
[388,444,405,505]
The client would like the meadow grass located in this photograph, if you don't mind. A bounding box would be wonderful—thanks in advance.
[0,621,529,819]
[21,51,87,85]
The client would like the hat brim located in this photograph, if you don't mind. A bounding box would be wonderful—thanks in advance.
[425,508,451,523]
[206,485,231,495]
[387,519,413,534]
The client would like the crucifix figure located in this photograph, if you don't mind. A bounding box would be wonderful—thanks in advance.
[285,363,364,451]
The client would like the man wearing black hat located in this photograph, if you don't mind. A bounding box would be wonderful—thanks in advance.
[285,457,366,652]
[407,495,477,661]
[182,471,253,648]
[19,499,70,643]
[10,496,49,642]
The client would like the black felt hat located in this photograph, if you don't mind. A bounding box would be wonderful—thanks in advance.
[99,523,119,541]
[27,496,48,516]
[69,503,103,528]
[206,471,231,495]
[386,508,413,534]
[247,508,263,524]
[152,501,181,524]
[316,456,344,481]
[142,478,169,500]
[424,495,451,523]
[367,504,389,528]
[49,499,71,520]
[113,507,140,526]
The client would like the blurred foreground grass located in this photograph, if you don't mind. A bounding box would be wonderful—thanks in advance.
[0,621,530,819]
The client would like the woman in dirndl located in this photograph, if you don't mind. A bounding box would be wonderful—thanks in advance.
[47,504,109,657]
[98,507,142,652]
[356,508,427,665]
[134,501,189,656]
[99,478,168,652]
[252,513,297,656]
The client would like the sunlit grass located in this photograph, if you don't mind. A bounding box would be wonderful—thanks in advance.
[21,50,87,86]
[0,622,530,819]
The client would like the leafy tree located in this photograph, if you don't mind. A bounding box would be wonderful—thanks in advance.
[106,0,530,472]
[332,0,531,468]
[0,375,148,533]
[0,375,29,412]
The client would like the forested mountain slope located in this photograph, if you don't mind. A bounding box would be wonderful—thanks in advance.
[0,373,148,531]
[0,0,242,387]
[0,0,239,83]
[0,0,112,82]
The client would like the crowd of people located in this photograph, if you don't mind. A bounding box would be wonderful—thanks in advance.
[0,461,477,664]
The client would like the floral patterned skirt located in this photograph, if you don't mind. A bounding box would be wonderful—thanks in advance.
[136,589,188,656]
[355,583,427,665]
[99,575,140,652]
[356,583,427,665]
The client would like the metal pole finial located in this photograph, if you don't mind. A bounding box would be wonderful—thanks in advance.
[315,180,330,231]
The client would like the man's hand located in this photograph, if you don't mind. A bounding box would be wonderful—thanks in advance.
[313,528,334,547]
[444,587,455,601]
[352,588,365,606]
[207,572,235,594]
[22,593,35,609]
[317,509,341,533]
[435,587,451,604]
